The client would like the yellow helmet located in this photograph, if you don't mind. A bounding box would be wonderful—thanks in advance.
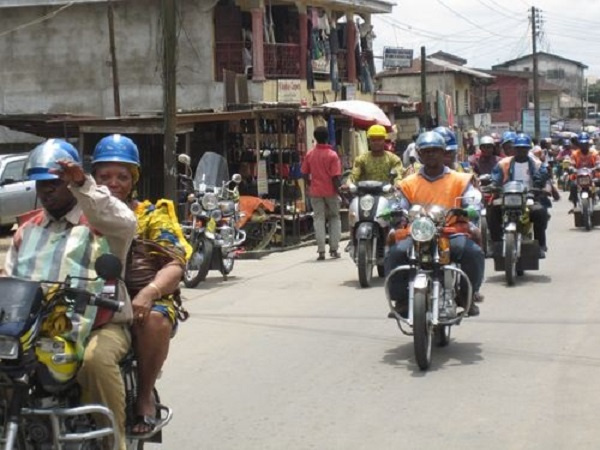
[36,336,78,386]
[367,124,387,139]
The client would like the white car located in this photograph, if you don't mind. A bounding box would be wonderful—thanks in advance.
[0,154,37,231]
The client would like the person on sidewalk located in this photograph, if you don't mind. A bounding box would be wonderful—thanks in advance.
[302,126,343,260]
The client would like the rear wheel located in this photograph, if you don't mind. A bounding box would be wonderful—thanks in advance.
[377,264,385,278]
[413,291,432,370]
[357,239,373,288]
[504,232,517,286]
[434,325,451,347]
[582,197,592,231]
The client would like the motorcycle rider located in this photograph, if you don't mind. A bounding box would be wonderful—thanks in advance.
[385,131,485,317]
[434,126,464,172]
[471,135,500,176]
[4,139,136,450]
[91,134,191,435]
[490,133,550,258]
[501,131,518,158]
[568,131,600,211]
[345,124,404,185]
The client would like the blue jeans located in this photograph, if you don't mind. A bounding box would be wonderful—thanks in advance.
[384,235,485,303]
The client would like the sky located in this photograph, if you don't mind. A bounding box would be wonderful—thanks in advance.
[371,0,600,78]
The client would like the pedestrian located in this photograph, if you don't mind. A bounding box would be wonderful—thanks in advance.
[302,126,342,260]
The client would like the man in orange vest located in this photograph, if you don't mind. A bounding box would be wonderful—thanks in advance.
[385,131,485,317]
[568,131,600,211]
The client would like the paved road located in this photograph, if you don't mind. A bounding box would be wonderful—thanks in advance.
[148,198,600,449]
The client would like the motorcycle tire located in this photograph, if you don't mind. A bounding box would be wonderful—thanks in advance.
[357,239,373,288]
[183,238,213,288]
[377,264,385,278]
[413,291,432,370]
[504,232,517,287]
[480,216,489,257]
[582,198,592,231]
[434,325,451,347]
[221,251,235,277]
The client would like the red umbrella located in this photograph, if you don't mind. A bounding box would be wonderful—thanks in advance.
[322,100,392,129]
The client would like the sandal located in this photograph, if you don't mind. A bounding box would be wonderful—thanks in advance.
[131,414,157,435]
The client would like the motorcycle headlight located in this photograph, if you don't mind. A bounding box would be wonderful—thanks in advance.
[359,195,375,211]
[503,194,523,207]
[190,202,203,216]
[411,217,436,242]
[0,336,19,360]
[202,193,219,210]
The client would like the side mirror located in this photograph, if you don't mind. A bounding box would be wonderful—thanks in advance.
[94,254,122,280]
[177,154,192,166]
[232,173,242,184]
[0,178,16,186]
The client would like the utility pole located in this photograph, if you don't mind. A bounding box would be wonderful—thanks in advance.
[420,46,427,129]
[107,0,121,116]
[531,6,541,140]
[162,0,177,202]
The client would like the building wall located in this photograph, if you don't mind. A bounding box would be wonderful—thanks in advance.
[0,0,223,116]
[488,75,529,124]
[498,55,584,99]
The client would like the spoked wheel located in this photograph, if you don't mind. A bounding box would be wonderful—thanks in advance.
[357,239,373,288]
[183,238,213,288]
[504,232,517,286]
[413,291,433,370]
[434,325,451,347]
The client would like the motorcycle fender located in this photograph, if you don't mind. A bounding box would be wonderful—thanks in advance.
[413,273,428,292]
[582,192,589,199]
[355,222,374,239]
[505,222,517,232]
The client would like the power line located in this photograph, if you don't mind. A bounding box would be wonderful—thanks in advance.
[434,0,506,37]
[0,2,74,38]
[475,0,520,20]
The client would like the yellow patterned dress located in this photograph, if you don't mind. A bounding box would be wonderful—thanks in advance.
[131,199,192,327]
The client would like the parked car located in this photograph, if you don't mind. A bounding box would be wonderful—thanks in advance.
[0,154,37,231]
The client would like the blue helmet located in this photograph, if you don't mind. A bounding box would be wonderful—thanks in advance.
[92,134,140,167]
[433,126,458,151]
[25,139,80,181]
[416,131,446,151]
[501,131,517,145]
[513,133,532,149]
[578,132,591,144]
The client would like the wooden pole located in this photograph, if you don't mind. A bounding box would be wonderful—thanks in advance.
[107,0,121,116]
[162,0,177,202]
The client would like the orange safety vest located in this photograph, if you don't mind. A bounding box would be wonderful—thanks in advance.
[398,171,473,210]
[496,156,541,184]
[571,149,599,169]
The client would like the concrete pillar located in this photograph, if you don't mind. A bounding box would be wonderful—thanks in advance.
[251,7,266,81]
[346,12,356,83]
[297,3,307,80]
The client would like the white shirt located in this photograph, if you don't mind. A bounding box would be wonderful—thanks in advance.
[513,161,531,187]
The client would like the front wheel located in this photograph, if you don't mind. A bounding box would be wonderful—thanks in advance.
[357,239,373,288]
[413,291,432,370]
[504,232,517,286]
[221,250,235,277]
[183,237,213,288]
[582,197,592,231]
[434,325,451,347]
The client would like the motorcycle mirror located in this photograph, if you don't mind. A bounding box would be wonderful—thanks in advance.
[94,254,122,280]
[232,173,242,184]
[178,154,192,166]
[383,184,393,194]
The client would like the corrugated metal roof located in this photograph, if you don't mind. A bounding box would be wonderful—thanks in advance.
[378,57,494,80]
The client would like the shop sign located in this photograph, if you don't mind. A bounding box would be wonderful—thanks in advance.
[522,108,551,138]
[277,79,302,104]
[383,47,413,69]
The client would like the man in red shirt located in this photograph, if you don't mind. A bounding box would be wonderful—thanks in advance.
[302,126,343,260]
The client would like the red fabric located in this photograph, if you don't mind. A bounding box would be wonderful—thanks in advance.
[301,144,342,197]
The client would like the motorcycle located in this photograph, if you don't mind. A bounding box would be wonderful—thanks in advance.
[571,167,600,231]
[491,181,543,286]
[178,153,246,287]
[346,180,394,288]
[478,175,495,258]
[0,254,171,449]
[384,204,474,371]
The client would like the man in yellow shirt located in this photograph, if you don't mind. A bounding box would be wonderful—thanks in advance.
[346,125,404,184]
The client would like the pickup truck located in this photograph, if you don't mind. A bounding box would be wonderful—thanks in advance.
[0,154,37,231]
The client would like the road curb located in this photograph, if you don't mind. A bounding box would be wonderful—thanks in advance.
[238,233,350,260]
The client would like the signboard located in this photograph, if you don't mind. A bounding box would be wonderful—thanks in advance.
[342,84,356,100]
[257,160,268,196]
[383,47,413,69]
[277,79,301,104]
[522,109,551,138]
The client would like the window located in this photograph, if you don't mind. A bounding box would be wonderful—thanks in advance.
[546,68,565,80]
[485,90,501,112]
[1,160,25,183]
